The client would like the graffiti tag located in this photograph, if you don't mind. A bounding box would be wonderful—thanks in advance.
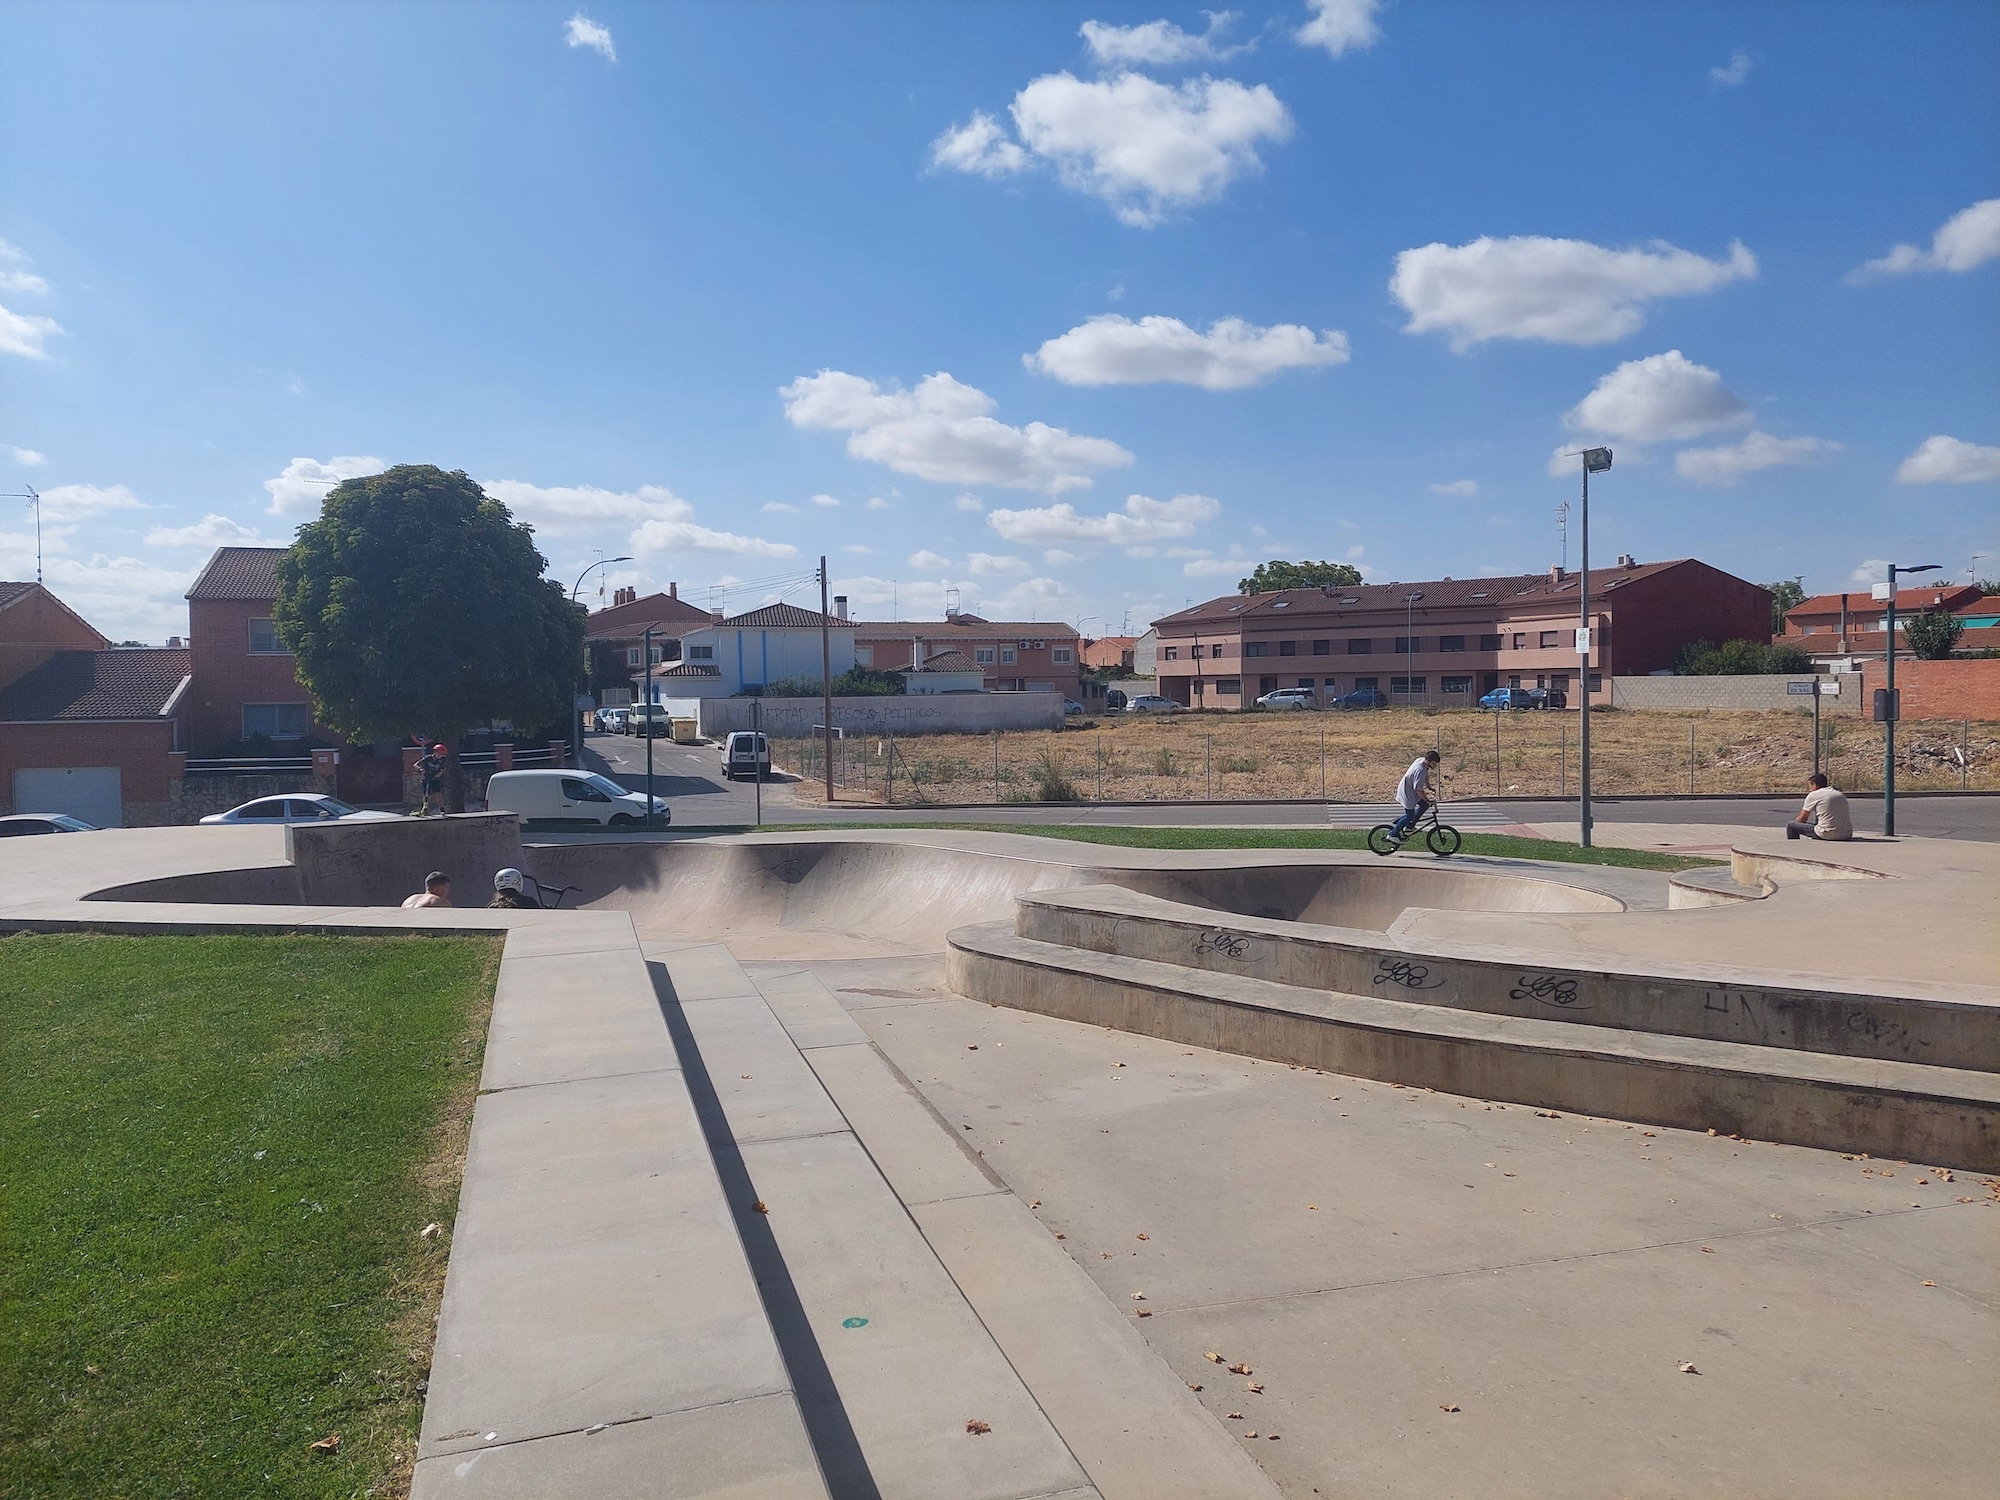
[1195,931,1251,960]
[1372,959,1444,991]
[1509,974,1585,1009]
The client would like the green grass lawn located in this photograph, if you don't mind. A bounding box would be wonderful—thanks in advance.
[0,933,501,1499]
[770,821,1719,871]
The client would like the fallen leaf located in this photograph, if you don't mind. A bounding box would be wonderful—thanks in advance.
[1267,1433,1280,1440]
[965,1419,991,1435]
[1114,1062,1126,1068]
[1307,1205,1317,1210]
[420,1223,442,1241]
[1204,1351,1225,1364]
[1136,1309,1153,1317]
[1921,1280,1936,1287]
[967,1045,978,1051]
[1029,1200,1041,1208]
[1131,1292,1146,1300]
[1246,1430,1259,1438]
[1227,1412,1243,1420]
[1503,1172,1515,1178]
[1228,1363,1253,1376]
[1053,1232,1065,1239]
[1706,1129,1718,1137]
[1137,1233,1149,1241]
[1188,1382,1203,1391]
[1439,1404,1460,1413]
[1678,1362,1699,1375]
[1700,1246,1715,1253]
[1247,1382,1264,1393]
[83,1365,102,1377]
[752,1200,769,1214]
[309,1433,342,1453]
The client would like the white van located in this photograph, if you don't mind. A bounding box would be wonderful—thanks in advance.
[485,769,671,827]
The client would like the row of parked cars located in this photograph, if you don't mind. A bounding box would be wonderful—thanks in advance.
[1252,685,1569,711]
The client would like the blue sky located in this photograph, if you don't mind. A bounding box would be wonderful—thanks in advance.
[3,0,1996,641]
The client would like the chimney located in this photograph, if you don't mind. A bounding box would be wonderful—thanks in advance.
[1839,592,1849,651]
[1550,565,1566,583]
[669,581,678,600]
[833,594,848,621]
[911,638,924,669]
[1617,554,1636,569]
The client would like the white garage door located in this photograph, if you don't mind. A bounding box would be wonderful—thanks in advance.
[14,767,124,829]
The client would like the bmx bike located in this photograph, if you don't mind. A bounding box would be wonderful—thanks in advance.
[1367,802,1462,858]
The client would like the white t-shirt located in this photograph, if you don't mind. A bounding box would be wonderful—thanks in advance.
[1397,757,1432,810]
[1801,786,1852,840]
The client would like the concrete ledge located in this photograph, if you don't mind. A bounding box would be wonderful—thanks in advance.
[945,920,2000,1171]
[1669,866,1775,909]
[1010,884,2000,1072]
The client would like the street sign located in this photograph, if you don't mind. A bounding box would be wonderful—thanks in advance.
[1871,581,1893,600]
[1820,678,1839,696]
[1574,627,1591,653]
[1787,681,1814,696]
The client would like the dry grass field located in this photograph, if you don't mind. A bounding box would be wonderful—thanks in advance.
[775,706,1999,806]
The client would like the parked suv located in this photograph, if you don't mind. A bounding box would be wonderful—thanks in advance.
[1532,687,1568,710]
[1330,688,1389,710]
[595,706,629,734]
[721,731,772,780]
[625,703,672,736]
[1255,687,1318,710]
[1477,687,1538,711]
[1123,694,1178,713]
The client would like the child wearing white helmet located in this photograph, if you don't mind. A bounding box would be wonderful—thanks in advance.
[488,868,538,910]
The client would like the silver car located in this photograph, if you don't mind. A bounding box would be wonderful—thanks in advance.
[1123,694,1179,713]
[200,794,401,826]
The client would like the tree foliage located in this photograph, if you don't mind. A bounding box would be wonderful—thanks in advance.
[758,667,906,697]
[1902,607,1965,661]
[1238,559,1364,594]
[274,466,586,806]
[1763,578,1806,634]
[1674,638,1814,675]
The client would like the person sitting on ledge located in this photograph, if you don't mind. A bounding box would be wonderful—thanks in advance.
[401,871,453,908]
[1786,772,1853,841]
[488,868,538,909]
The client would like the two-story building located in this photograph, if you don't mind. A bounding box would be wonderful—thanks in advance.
[586,584,713,701]
[1778,584,1994,666]
[184,546,321,753]
[641,601,856,700]
[1151,558,1769,709]
[852,612,1082,698]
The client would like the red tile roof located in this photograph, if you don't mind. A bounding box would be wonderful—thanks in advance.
[186,546,285,601]
[905,650,982,674]
[853,617,1079,638]
[1154,561,1693,626]
[719,602,842,629]
[0,648,191,721]
[1787,584,1981,618]
[584,590,713,638]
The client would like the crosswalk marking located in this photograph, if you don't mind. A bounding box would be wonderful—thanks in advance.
[1323,801,1518,829]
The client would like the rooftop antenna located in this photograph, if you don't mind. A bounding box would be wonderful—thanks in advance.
[1555,498,1570,571]
[1,486,41,582]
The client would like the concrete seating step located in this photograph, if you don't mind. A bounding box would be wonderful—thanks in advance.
[945,920,2000,1172]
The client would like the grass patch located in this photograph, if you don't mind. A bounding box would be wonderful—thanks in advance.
[775,822,1718,870]
[0,932,502,1498]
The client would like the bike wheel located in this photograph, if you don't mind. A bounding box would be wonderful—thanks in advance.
[1426,823,1462,856]
[1366,824,1400,856]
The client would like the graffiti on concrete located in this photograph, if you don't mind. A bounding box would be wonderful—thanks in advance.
[1372,958,1444,991]
[1510,973,1586,1009]
[1195,931,1251,960]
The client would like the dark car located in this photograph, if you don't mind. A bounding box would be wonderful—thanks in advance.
[1331,689,1389,710]
[0,813,98,836]
[1532,687,1569,710]
[1103,688,1128,711]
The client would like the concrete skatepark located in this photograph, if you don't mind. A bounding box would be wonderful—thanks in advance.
[4,815,1995,1498]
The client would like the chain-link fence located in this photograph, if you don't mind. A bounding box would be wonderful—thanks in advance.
[771,708,1999,806]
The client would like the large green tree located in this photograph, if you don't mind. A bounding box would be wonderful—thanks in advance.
[274,465,586,810]
[1902,607,1965,661]
[1238,559,1365,594]
[1764,577,1806,634]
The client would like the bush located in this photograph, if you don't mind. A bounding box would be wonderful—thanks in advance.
[1675,638,1813,675]
[1032,748,1079,801]
[757,667,906,697]
[1903,608,1965,661]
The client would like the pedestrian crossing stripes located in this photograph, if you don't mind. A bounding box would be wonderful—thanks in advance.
[1323,801,1519,829]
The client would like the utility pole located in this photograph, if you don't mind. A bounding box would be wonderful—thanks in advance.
[1880,562,1940,835]
[819,555,835,804]
[642,625,656,829]
[1576,448,1613,847]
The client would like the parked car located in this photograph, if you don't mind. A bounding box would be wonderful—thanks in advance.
[1063,698,1086,715]
[625,704,673,736]
[1330,689,1389,710]
[485,769,670,827]
[1103,688,1128,711]
[1255,687,1318,710]
[1532,687,1568,710]
[200,794,400,826]
[595,706,629,734]
[1477,687,1538,711]
[0,813,98,836]
[720,731,772,780]
[1124,694,1179,713]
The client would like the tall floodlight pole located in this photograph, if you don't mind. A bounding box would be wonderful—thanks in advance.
[1881,562,1940,835]
[1577,448,1613,847]
[1403,592,1424,706]
[569,554,632,763]
[819,555,835,804]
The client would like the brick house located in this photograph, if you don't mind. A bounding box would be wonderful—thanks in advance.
[184,546,320,754]
[1081,635,1138,672]
[1779,584,1995,666]
[1151,558,1769,709]
[0,580,189,826]
[643,602,856,699]
[852,613,1082,698]
[586,584,714,700]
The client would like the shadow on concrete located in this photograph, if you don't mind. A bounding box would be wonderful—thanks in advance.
[649,961,881,1500]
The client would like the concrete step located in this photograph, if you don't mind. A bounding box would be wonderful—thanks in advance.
[945,920,2000,1172]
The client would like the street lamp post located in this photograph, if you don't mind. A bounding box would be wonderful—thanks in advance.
[1403,592,1424,708]
[1880,561,1940,836]
[570,554,634,763]
[1576,447,1613,847]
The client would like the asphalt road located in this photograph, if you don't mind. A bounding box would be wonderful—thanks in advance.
[581,732,2000,841]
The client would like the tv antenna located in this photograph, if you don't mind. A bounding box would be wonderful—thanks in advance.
[1,485,41,582]
[1555,499,1570,571]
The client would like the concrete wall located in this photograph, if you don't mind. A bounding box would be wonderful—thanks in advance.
[287,811,524,907]
[1861,658,2000,720]
[1610,673,1862,713]
[688,693,1064,738]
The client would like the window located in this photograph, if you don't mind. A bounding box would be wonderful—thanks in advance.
[1000,647,1017,664]
[1442,675,1473,694]
[1539,630,1560,648]
[1478,633,1503,651]
[1278,641,1297,657]
[855,646,873,666]
[974,647,996,664]
[649,646,664,665]
[1353,675,1379,690]
[1347,638,1372,655]
[1393,636,1423,654]
[1189,644,1204,660]
[1162,647,1179,661]
[687,644,715,661]
[236,799,291,821]
[242,703,309,739]
[1512,633,1527,650]
[1259,676,1279,692]
[1439,635,1465,653]
[1296,677,1316,689]
[1210,643,1226,658]
[1482,673,1500,691]
[1390,676,1427,695]
[1244,641,1268,657]
[1312,639,1330,655]
[247,618,283,653]
[1216,678,1242,695]
[1053,646,1073,664]
[561,777,612,802]
[1587,673,1603,692]
[1550,673,1570,692]
[1508,675,1522,688]
[626,646,643,667]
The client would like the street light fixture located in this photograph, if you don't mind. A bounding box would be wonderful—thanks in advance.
[569,555,635,763]
[1574,447,1612,846]
[1403,592,1424,707]
[1880,561,1940,836]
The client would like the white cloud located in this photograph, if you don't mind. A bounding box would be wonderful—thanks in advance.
[564,13,615,60]
[145,513,283,549]
[1392,236,1757,350]
[929,113,1030,177]
[11,446,45,466]
[909,549,952,569]
[968,551,1030,574]
[953,494,985,513]
[866,497,890,510]
[1563,350,1750,443]
[1345,544,1366,560]
[263,455,385,517]
[1080,12,1246,66]
[988,491,1219,544]
[944,71,1288,229]
[842,544,873,554]
[37,483,148,522]
[1674,431,1839,485]
[479,479,799,558]
[1851,559,1889,584]
[1851,199,2000,282]
[1043,548,1082,565]
[810,493,841,507]
[1710,50,1752,86]
[1296,0,1381,57]
[1895,434,2000,485]
[0,303,62,359]
[762,501,798,513]
[629,516,798,558]
[1125,545,1159,559]
[0,529,198,643]
[1026,313,1348,389]
[1429,478,1479,497]
[780,369,1132,494]
[1182,557,1239,576]
[0,268,48,294]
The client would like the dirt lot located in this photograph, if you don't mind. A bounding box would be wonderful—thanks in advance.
[773,706,1999,806]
